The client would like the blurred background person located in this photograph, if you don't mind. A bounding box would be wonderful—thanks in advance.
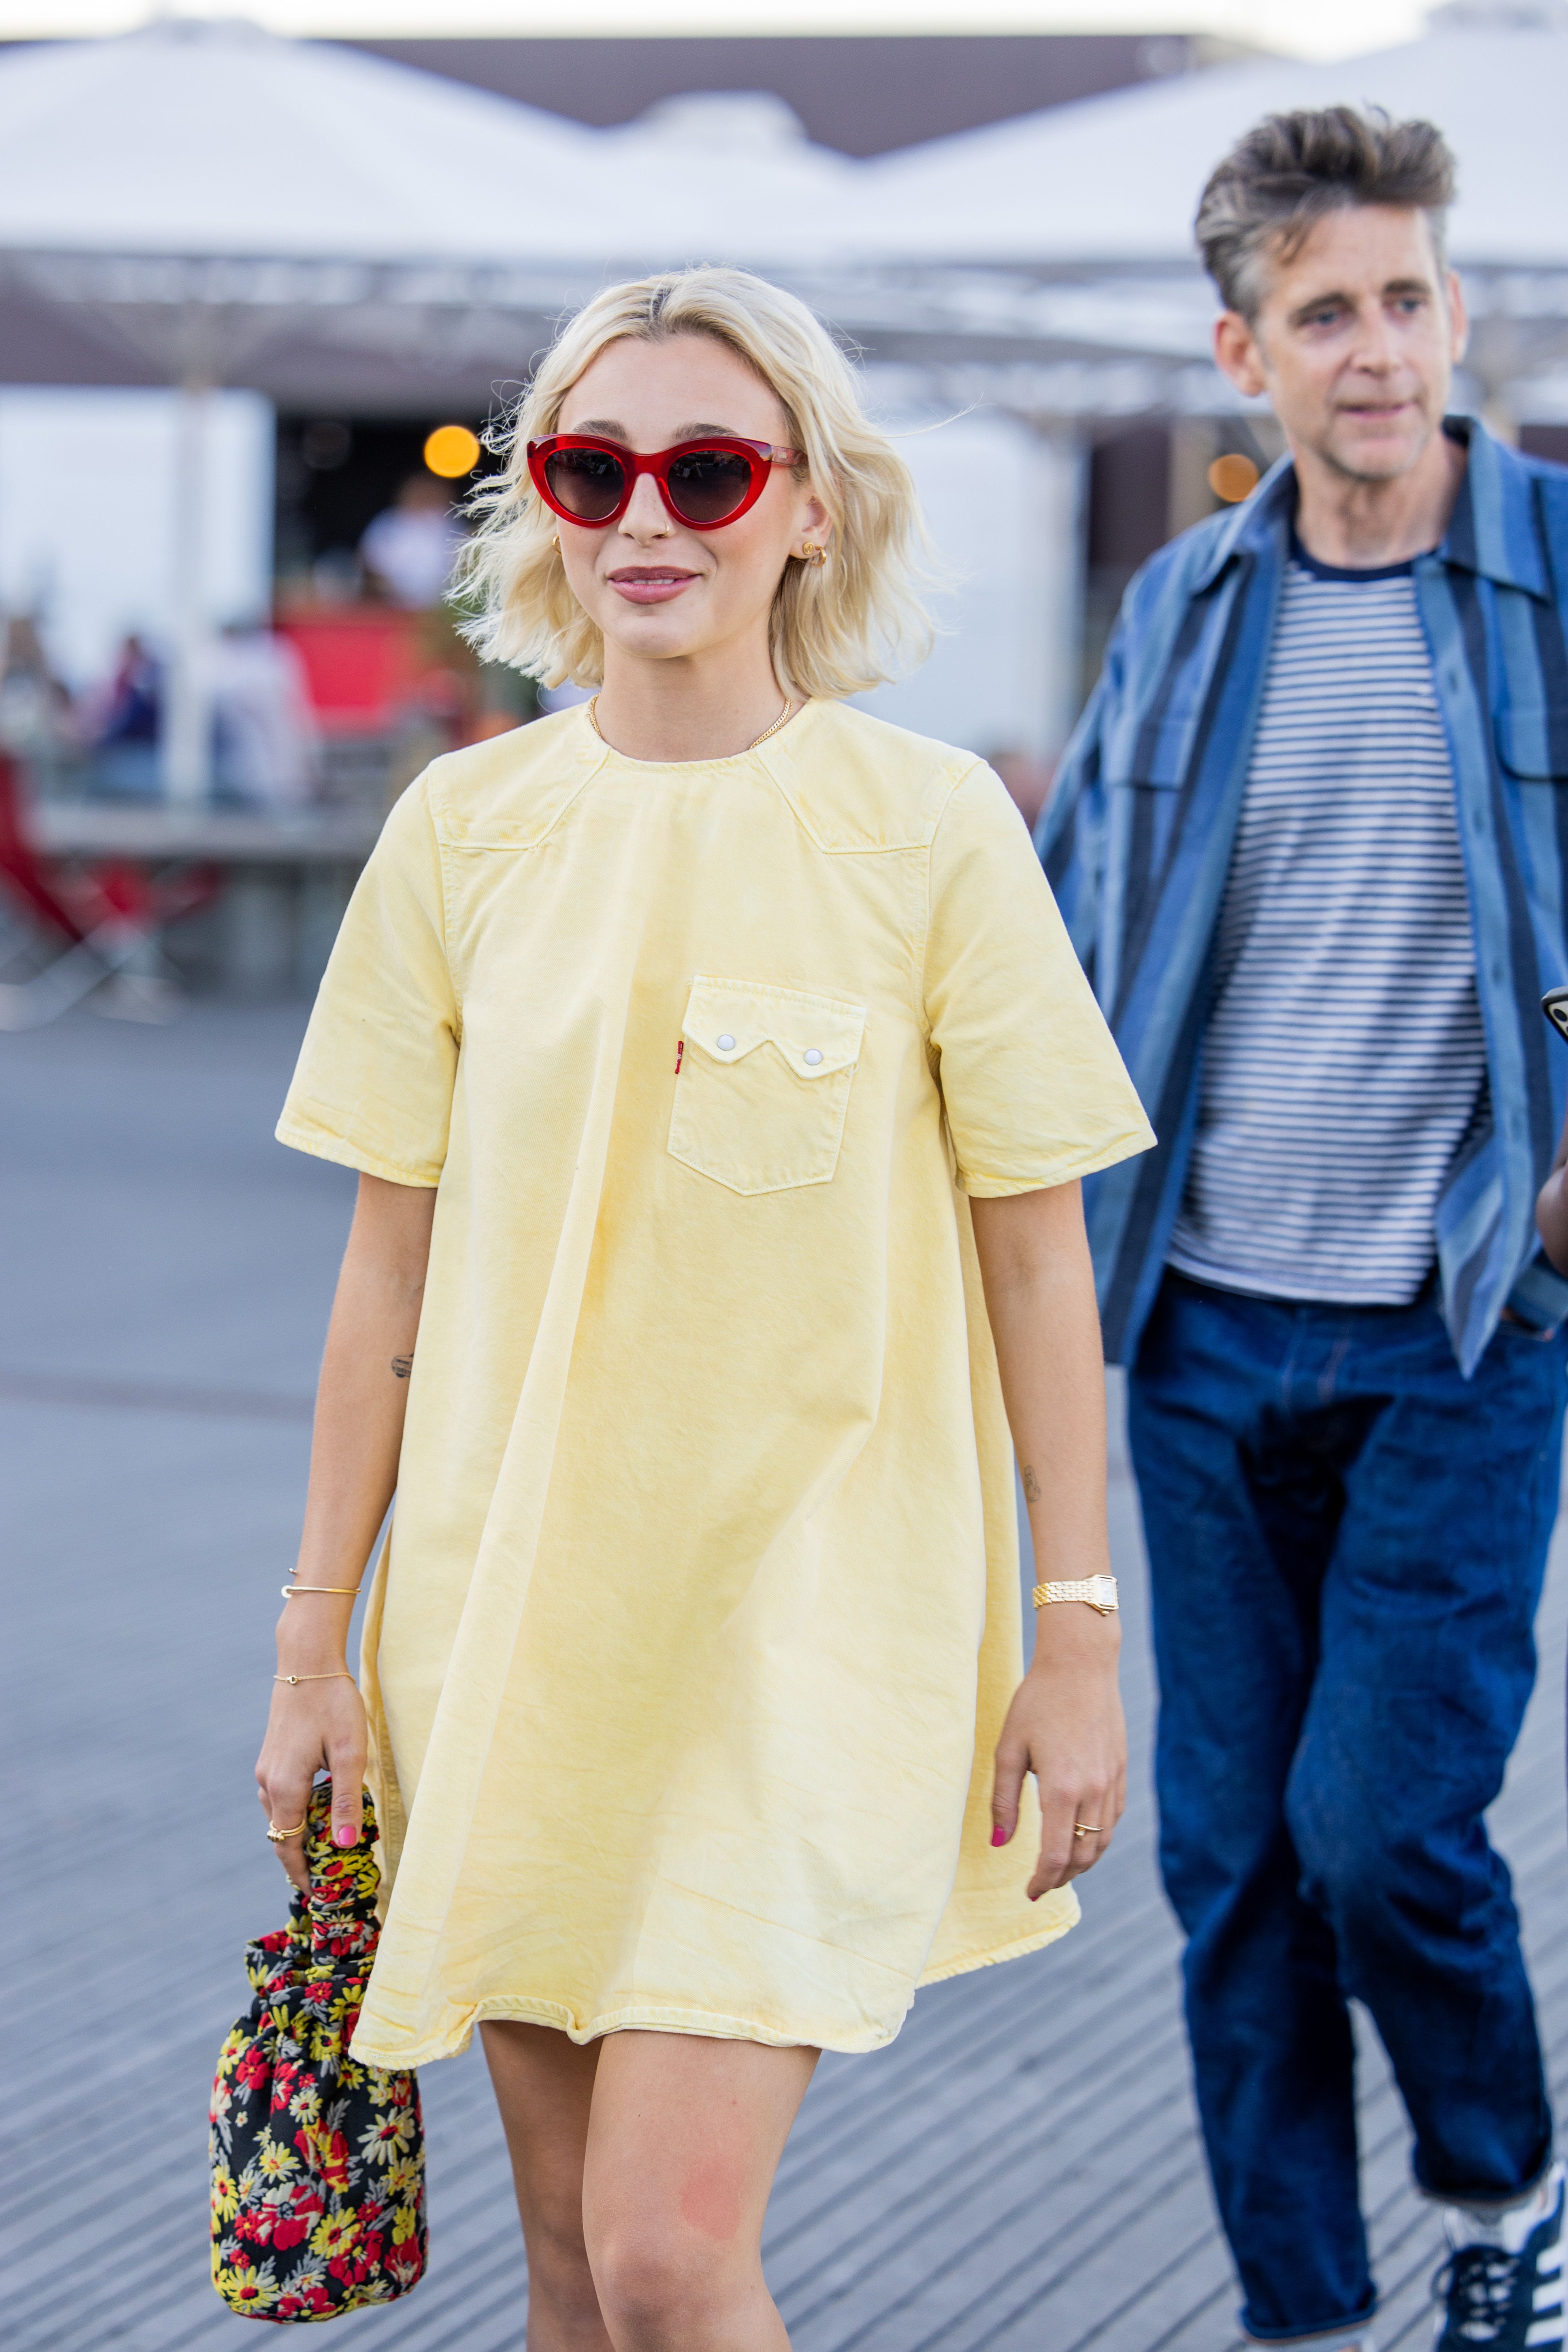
[1041,106,1568,2352]
[359,471,465,609]
[207,620,321,811]
[88,629,162,799]
[0,612,77,792]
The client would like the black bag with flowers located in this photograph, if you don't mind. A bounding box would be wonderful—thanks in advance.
[209,1780,427,2322]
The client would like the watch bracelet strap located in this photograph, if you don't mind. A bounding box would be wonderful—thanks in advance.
[1032,1576,1119,1612]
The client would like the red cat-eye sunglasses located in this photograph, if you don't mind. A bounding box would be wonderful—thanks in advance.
[526,435,802,532]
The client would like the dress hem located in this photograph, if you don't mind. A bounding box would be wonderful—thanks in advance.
[352,1995,886,2068]
[916,1907,1076,1988]
[350,1914,1077,2070]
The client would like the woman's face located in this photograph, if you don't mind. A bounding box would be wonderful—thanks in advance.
[552,332,829,680]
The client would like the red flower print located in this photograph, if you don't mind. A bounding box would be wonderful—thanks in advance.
[234,2043,270,2091]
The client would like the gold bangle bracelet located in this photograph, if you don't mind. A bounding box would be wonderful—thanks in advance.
[280,1584,361,1598]
[274,1672,356,1686]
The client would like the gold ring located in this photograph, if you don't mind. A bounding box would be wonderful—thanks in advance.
[1072,1822,1104,1839]
[266,1818,308,1844]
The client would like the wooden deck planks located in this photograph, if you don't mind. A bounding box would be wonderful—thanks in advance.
[2,1003,1564,2352]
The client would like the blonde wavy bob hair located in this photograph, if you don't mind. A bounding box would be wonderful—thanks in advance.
[459,267,935,701]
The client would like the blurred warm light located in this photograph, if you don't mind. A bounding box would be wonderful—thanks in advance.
[1208,452,1260,503]
[424,424,481,479]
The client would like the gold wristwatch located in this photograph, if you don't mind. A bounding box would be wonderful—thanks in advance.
[1032,1574,1119,1616]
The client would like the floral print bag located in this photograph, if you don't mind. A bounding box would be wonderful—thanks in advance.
[209,1780,427,2322]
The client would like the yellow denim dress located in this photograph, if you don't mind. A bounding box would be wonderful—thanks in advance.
[277,699,1153,2067]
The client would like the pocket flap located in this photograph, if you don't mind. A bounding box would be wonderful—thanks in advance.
[1496,706,1568,784]
[1101,707,1199,791]
[681,976,866,1078]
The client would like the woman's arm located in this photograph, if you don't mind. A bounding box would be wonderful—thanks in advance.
[255,1172,437,1889]
[970,1181,1126,1898]
[1537,1104,1568,1274]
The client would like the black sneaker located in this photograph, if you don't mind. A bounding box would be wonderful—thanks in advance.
[1434,2163,1564,2348]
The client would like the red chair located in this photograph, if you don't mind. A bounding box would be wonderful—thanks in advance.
[0,753,220,1026]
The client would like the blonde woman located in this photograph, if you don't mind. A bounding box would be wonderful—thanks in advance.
[256,267,1152,2351]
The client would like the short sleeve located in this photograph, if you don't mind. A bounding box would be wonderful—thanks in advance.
[923,764,1153,1197]
[276,776,459,1187]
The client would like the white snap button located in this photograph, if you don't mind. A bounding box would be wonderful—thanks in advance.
[803,1048,823,1066]
[716,1033,735,1052]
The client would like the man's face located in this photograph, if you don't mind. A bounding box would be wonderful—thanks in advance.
[1214,204,1468,484]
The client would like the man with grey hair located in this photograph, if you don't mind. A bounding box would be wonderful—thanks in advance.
[1042,107,1568,2352]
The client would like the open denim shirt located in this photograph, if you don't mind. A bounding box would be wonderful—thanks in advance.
[1037,418,1568,1376]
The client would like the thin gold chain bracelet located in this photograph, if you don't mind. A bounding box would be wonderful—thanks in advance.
[274,1671,357,1686]
[280,1583,361,1599]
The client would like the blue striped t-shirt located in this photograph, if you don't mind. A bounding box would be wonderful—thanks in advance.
[1166,541,1488,1306]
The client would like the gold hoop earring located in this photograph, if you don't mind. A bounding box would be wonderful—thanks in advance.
[801,543,827,568]
[551,532,560,550]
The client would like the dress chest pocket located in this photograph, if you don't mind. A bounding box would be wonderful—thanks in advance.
[668,976,867,1196]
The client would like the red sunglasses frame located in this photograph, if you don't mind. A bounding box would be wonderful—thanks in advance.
[526,435,802,531]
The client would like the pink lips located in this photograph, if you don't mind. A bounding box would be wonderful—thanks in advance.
[608,567,700,605]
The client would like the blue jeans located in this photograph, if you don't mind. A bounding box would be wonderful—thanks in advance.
[1128,1271,1564,2343]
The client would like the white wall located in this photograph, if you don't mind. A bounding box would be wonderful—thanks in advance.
[0,386,274,689]
[853,407,1086,761]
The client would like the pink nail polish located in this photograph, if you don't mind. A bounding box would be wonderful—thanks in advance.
[991,1825,1008,1847]
[335,1825,357,1848]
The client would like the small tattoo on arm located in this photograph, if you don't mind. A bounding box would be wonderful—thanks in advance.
[391,1354,413,1381]
[1021,1464,1042,1505]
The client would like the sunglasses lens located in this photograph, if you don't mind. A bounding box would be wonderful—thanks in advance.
[543,445,627,522]
[665,449,756,525]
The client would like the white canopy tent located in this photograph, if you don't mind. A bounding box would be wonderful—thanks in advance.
[0,15,860,410]
[830,1,1568,426]
[0,16,861,793]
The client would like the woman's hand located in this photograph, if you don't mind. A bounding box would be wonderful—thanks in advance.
[968,1182,1128,1897]
[256,1676,368,1893]
[991,1603,1126,1896]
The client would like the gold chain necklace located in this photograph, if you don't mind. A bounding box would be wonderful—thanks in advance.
[587,697,796,754]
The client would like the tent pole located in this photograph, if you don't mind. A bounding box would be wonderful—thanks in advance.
[1026,423,1087,763]
[163,374,212,804]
